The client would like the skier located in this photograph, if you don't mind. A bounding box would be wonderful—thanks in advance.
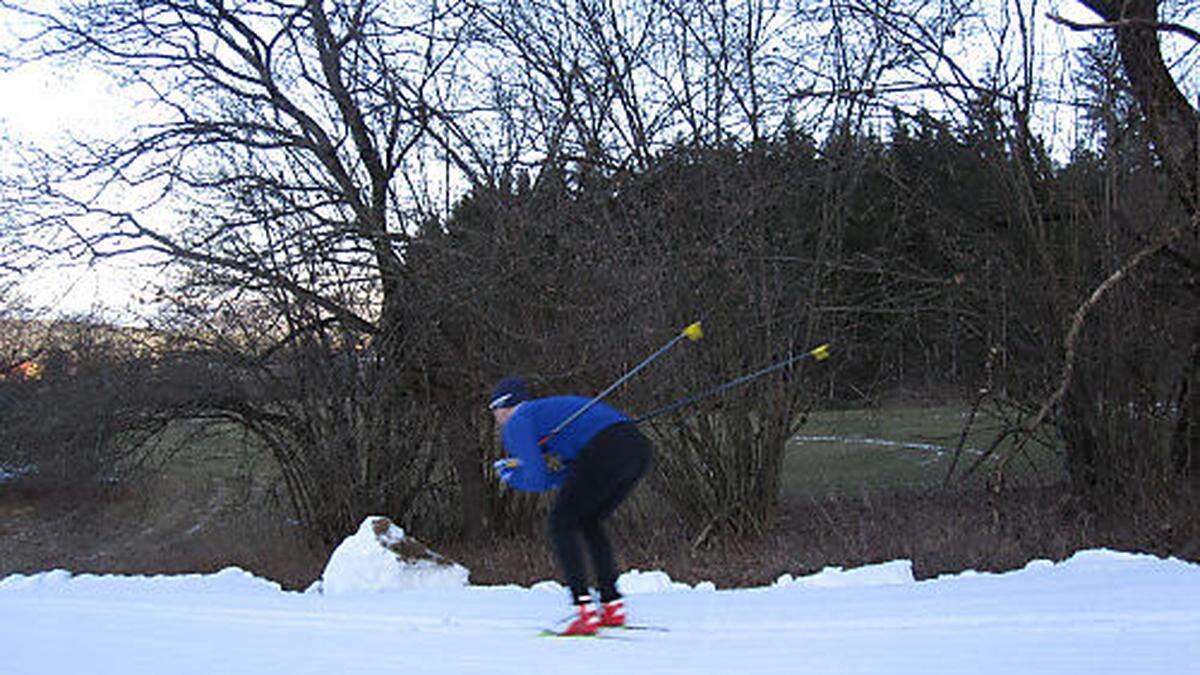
[489,376,653,636]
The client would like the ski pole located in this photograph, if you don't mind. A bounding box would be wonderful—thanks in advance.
[632,343,830,424]
[539,320,704,445]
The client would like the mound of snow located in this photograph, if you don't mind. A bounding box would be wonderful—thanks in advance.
[934,549,1195,585]
[0,569,74,591]
[530,580,566,594]
[773,560,914,589]
[617,570,690,594]
[616,569,717,594]
[317,516,469,595]
[521,563,913,597]
[0,566,282,595]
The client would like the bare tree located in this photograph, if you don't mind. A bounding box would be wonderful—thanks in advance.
[1040,0,1200,484]
[1069,1,1196,209]
[0,0,506,541]
[945,2,1200,503]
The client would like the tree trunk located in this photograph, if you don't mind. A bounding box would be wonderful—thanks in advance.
[446,418,487,541]
[1061,378,1102,495]
[1077,0,1198,210]
[1075,1,1200,484]
[1172,315,1200,481]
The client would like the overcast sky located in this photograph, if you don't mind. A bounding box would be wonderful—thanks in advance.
[0,5,153,322]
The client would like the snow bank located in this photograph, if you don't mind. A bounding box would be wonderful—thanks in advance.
[0,569,74,591]
[3,542,1188,606]
[521,570,719,595]
[935,548,1193,583]
[1061,548,1179,569]
[617,569,716,594]
[0,567,282,595]
[316,516,469,595]
[529,563,905,596]
[772,559,915,589]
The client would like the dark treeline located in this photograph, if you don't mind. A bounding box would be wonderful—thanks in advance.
[414,114,1194,535]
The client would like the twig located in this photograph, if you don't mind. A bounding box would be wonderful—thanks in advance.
[944,346,997,486]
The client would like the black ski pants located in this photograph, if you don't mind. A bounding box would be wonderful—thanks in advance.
[548,422,652,604]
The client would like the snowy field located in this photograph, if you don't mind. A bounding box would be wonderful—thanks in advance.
[2,522,1198,675]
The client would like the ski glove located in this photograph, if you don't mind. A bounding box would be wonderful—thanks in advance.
[493,458,519,486]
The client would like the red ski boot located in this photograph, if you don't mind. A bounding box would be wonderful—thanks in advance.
[599,599,626,628]
[560,597,601,636]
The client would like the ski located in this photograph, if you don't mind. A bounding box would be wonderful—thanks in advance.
[537,623,665,638]
[537,629,632,640]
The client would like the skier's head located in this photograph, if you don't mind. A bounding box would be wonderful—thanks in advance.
[489,376,529,427]
[489,376,529,410]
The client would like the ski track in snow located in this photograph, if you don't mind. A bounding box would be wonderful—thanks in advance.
[3,551,1199,674]
[793,435,987,457]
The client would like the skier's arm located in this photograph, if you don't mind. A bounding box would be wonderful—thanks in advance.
[500,413,554,493]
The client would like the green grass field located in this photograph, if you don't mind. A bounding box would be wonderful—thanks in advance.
[782,405,1066,498]
[151,406,1063,509]
[147,419,282,495]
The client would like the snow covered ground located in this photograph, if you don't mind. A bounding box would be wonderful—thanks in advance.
[3,532,1198,674]
[793,434,986,457]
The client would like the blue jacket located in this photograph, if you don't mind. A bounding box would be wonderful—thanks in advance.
[500,396,629,492]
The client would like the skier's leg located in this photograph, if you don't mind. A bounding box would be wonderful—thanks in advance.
[548,495,603,634]
[580,515,620,602]
[549,492,591,603]
[551,423,654,604]
[576,424,654,602]
[550,452,613,603]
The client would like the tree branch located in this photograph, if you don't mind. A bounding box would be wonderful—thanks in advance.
[991,223,1188,477]
[1047,12,1200,44]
